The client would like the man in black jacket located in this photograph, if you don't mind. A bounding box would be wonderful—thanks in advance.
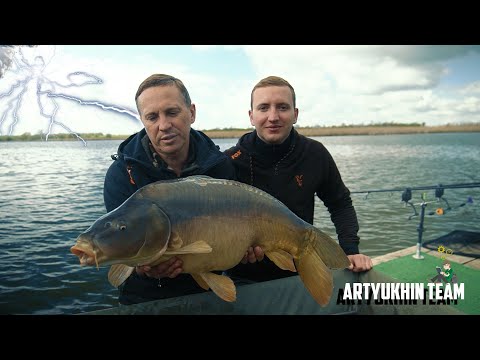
[224,76,372,283]
[103,74,235,305]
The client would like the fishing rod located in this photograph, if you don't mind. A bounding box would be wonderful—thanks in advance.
[351,182,480,196]
[351,182,479,260]
[352,182,478,218]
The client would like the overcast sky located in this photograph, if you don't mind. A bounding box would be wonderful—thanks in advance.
[1,45,479,136]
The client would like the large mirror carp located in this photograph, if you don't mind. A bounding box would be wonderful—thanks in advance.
[71,176,350,306]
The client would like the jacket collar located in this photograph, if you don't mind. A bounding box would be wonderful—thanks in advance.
[239,128,296,165]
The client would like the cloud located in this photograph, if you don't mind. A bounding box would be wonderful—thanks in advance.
[0,46,15,78]
[236,45,480,126]
[371,45,480,65]
[2,45,479,137]
[460,81,480,95]
[0,45,38,78]
[456,97,480,114]
[239,45,474,95]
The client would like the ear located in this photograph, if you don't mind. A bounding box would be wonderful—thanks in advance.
[293,108,299,124]
[190,104,196,124]
[249,110,254,126]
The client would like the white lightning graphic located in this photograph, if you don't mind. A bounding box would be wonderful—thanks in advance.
[0,45,140,146]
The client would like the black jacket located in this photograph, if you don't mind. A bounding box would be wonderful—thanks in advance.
[223,129,359,282]
[103,128,235,304]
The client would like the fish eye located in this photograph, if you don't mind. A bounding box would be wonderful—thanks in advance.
[119,225,127,231]
[104,222,112,228]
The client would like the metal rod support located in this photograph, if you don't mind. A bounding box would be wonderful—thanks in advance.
[412,202,427,260]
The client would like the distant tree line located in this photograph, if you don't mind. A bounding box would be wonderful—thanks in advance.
[1,122,478,141]
[302,122,426,128]
[0,132,126,141]
[207,122,427,132]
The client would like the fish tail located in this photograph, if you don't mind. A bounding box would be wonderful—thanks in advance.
[309,226,351,269]
[295,227,350,307]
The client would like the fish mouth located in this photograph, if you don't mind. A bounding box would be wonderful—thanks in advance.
[71,240,100,268]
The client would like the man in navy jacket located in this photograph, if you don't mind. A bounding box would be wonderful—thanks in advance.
[104,74,235,305]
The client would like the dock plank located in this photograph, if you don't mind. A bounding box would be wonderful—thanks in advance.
[372,246,416,266]
[372,245,477,266]
[425,250,475,265]
[464,258,480,270]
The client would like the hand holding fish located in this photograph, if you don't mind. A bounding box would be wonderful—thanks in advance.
[241,246,265,264]
[136,257,183,279]
[347,254,373,272]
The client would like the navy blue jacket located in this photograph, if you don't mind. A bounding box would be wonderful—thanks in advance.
[103,128,235,304]
[224,129,359,282]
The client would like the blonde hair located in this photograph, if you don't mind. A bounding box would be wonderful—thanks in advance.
[250,76,296,110]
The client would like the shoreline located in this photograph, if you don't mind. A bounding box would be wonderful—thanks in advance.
[1,124,479,141]
[203,124,480,139]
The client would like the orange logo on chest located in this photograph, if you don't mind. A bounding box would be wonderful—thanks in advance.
[231,150,242,160]
[295,175,303,187]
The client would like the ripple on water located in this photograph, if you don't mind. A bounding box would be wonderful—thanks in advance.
[1,135,479,314]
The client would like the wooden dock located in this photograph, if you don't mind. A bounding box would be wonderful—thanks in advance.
[372,245,480,270]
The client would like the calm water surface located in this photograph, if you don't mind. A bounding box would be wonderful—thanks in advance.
[1,132,479,314]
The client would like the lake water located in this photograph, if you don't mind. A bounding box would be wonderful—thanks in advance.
[1,132,479,314]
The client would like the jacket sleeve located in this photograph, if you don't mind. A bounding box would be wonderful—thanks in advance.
[317,148,360,255]
[327,195,360,255]
[103,161,136,212]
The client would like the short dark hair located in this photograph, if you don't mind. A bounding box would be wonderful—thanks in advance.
[250,75,296,110]
[135,74,192,112]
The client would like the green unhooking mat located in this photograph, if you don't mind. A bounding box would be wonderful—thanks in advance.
[374,253,479,315]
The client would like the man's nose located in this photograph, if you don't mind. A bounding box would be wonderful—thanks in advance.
[157,115,172,131]
[267,108,280,121]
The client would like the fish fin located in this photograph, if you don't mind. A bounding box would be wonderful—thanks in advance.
[191,273,210,290]
[108,264,135,288]
[164,240,212,255]
[168,231,183,249]
[265,250,297,272]
[144,203,171,255]
[295,248,333,307]
[198,272,236,302]
[309,227,351,269]
[294,227,350,307]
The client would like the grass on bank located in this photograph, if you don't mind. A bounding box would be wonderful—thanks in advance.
[1,122,480,142]
[204,122,480,139]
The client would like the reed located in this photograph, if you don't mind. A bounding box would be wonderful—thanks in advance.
[201,123,480,139]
